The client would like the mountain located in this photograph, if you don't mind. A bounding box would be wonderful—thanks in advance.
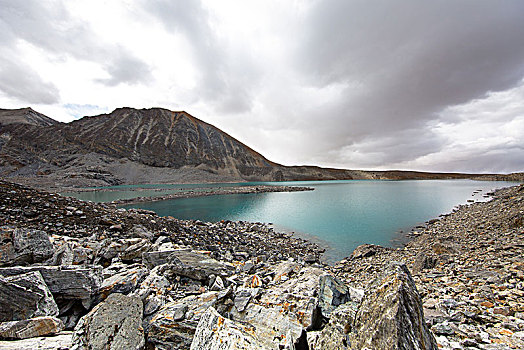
[0,107,285,187]
[0,107,57,126]
[0,107,521,189]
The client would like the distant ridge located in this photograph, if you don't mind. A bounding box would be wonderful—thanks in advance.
[0,107,57,127]
[0,107,521,188]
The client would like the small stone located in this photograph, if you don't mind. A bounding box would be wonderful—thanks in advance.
[493,306,511,316]
[480,301,494,308]
[432,321,455,335]
[234,290,252,312]
[499,328,513,336]
[210,276,224,291]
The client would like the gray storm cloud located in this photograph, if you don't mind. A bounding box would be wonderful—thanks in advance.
[293,0,524,168]
[0,0,522,173]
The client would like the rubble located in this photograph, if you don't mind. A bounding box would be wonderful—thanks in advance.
[0,179,522,349]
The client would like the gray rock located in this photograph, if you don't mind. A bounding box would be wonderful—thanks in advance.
[412,253,437,273]
[317,274,351,318]
[233,290,252,312]
[228,266,324,349]
[120,239,151,261]
[72,293,144,350]
[132,224,154,240]
[0,266,102,302]
[49,242,75,266]
[349,261,438,350]
[147,291,219,349]
[0,316,64,339]
[0,227,53,266]
[309,302,358,350]
[350,244,380,259]
[97,266,148,301]
[0,331,72,349]
[142,250,175,269]
[0,271,58,321]
[166,250,235,281]
[190,307,265,350]
[210,275,224,291]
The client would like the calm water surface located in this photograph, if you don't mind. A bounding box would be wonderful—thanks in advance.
[69,180,517,263]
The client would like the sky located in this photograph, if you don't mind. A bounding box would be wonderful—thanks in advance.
[1,0,523,173]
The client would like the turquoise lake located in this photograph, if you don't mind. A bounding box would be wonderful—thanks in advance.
[66,180,518,263]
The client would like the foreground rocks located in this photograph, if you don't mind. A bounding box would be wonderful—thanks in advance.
[334,185,524,349]
[0,179,522,349]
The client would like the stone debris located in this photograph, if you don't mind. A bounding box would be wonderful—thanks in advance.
[334,184,524,349]
[0,316,64,339]
[0,179,522,349]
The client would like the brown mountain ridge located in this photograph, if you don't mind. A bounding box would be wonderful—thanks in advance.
[0,107,521,189]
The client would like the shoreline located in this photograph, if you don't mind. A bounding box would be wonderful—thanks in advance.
[1,179,523,348]
[332,183,524,348]
[109,185,314,206]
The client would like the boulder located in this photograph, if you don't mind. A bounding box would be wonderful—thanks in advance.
[309,302,358,349]
[190,307,265,350]
[0,271,58,321]
[317,274,351,319]
[49,242,75,266]
[97,266,148,301]
[72,293,144,350]
[350,244,381,259]
[0,266,102,303]
[230,266,324,348]
[146,291,219,349]
[119,239,151,261]
[412,253,437,273]
[0,316,64,339]
[142,251,174,269]
[144,249,234,281]
[349,261,438,350]
[0,227,53,266]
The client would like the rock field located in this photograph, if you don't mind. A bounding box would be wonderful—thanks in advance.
[0,179,522,349]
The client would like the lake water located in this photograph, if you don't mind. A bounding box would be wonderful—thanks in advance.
[66,180,517,263]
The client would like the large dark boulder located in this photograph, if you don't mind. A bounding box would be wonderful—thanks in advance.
[72,293,144,350]
[0,227,53,266]
[349,261,438,350]
[0,271,58,321]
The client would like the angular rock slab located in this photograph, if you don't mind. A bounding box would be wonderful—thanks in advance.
[230,303,307,349]
[228,266,325,348]
[317,274,351,319]
[0,331,72,349]
[0,271,58,321]
[72,293,144,350]
[0,316,64,339]
[144,249,235,280]
[97,266,148,301]
[147,291,219,349]
[0,265,102,302]
[190,307,265,350]
[308,302,358,350]
[0,226,54,266]
[349,261,438,350]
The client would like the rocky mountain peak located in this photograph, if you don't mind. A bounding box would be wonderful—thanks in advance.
[0,108,58,127]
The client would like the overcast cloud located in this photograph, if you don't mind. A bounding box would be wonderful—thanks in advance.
[0,0,523,173]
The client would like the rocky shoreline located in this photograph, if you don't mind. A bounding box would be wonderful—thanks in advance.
[0,179,522,349]
[105,185,315,206]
